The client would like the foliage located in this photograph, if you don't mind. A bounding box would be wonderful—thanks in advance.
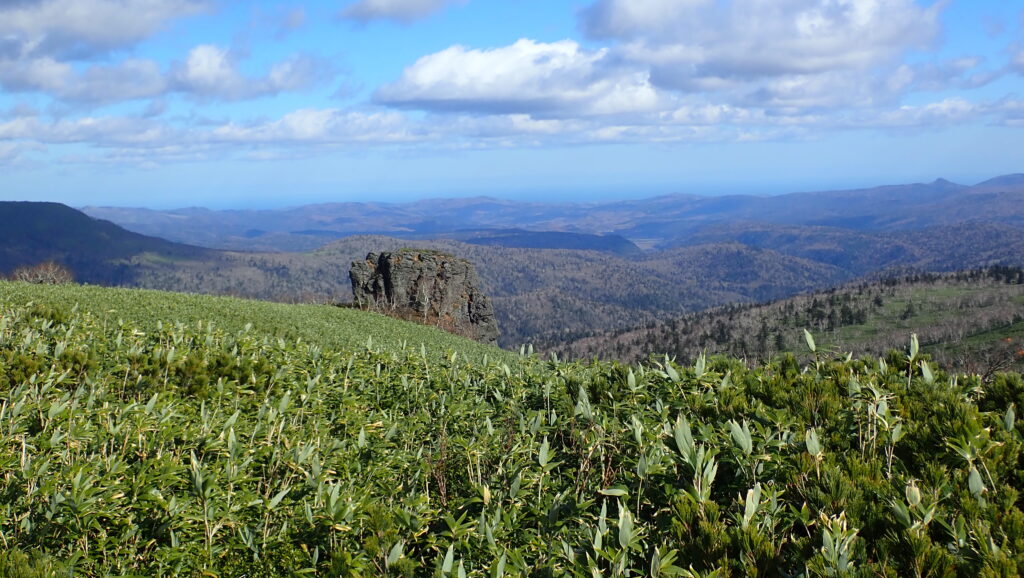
[3,283,1024,575]
[561,267,1024,373]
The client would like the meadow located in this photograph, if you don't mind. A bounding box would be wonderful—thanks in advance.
[2,282,1024,576]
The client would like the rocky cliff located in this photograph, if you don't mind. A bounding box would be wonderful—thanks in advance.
[350,250,500,345]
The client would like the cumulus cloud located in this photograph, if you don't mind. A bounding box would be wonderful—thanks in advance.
[209,108,421,144]
[0,45,331,104]
[582,0,941,80]
[170,45,331,101]
[572,0,946,117]
[375,39,665,116]
[0,0,208,59]
[340,0,462,23]
[0,57,167,103]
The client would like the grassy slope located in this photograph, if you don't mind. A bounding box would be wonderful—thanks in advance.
[0,281,511,363]
[4,281,1024,576]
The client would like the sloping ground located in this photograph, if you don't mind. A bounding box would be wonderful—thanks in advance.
[0,281,510,362]
[556,268,1024,372]
[3,282,1024,575]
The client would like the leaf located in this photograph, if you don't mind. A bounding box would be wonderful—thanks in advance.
[673,416,695,460]
[1005,404,1016,433]
[805,428,822,457]
[599,488,628,497]
[968,467,985,497]
[268,487,290,510]
[803,329,816,353]
[905,481,921,508]
[729,420,753,456]
[442,544,454,574]
[665,363,680,383]
[909,333,919,360]
[890,501,912,529]
[538,437,550,468]
[618,504,634,550]
[742,483,761,529]
[494,552,506,578]
[387,541,404,567]
[920,360,934,384]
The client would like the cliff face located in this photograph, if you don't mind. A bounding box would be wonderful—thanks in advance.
[350,250,500,345]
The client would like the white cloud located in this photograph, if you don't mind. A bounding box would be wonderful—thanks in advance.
[866,98,980,128]
[583,0,940,76]
[0,57,167,103]
[0,45,330,104]
[0,0,208,58]
[579,0,944,115]
[209,108,421,144]
[340,0,462,23]
[375,39,666,116]
[170,45,331,101]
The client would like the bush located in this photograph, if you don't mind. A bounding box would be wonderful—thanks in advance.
[9,261,75,284]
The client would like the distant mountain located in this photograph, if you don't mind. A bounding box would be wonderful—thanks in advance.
[82,173,1024,251]
[11,190,1024,351]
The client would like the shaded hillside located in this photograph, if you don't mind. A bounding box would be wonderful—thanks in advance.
[555,267,1024,375]
[0,201,212,284]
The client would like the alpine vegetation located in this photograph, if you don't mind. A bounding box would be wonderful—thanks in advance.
[1,282,1024,575]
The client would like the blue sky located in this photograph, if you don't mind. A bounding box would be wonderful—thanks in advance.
[0,0,1021,208]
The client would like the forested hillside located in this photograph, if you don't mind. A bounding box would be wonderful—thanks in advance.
[3,281,1024,575]
[557,267,1024,374]
[6,202,1024,351]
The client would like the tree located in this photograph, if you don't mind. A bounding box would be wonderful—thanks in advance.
[9,261,75,284]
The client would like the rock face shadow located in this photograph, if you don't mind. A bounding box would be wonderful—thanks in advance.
[350,250,500,345]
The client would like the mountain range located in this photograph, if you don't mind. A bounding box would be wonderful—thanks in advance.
[82,174,1024,252]
[3,173,1023,351]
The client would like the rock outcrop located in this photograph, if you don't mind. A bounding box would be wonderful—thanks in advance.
[350,250,500,345]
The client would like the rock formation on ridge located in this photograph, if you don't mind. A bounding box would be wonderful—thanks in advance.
[350,250,500,345]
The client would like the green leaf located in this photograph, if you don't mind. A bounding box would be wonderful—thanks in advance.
[538,437,550,468]
[599,488,628,497]
[905,481,921,508]
[618,504,634,550]
[742,483,761,529]
[673,416,695,460]
[387,541,404,567]
[268,487,290,510]
[665,363,680,383]
[920,360,934,384]
[909,333,919,360]
[805,428,822,457]
[729,420,753,456]
[1005,404,1016,433]
[803,329,816,353]
[968,467,985,497]
[442,544,454,574]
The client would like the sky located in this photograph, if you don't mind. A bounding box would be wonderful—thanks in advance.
[0,0,1021,208]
